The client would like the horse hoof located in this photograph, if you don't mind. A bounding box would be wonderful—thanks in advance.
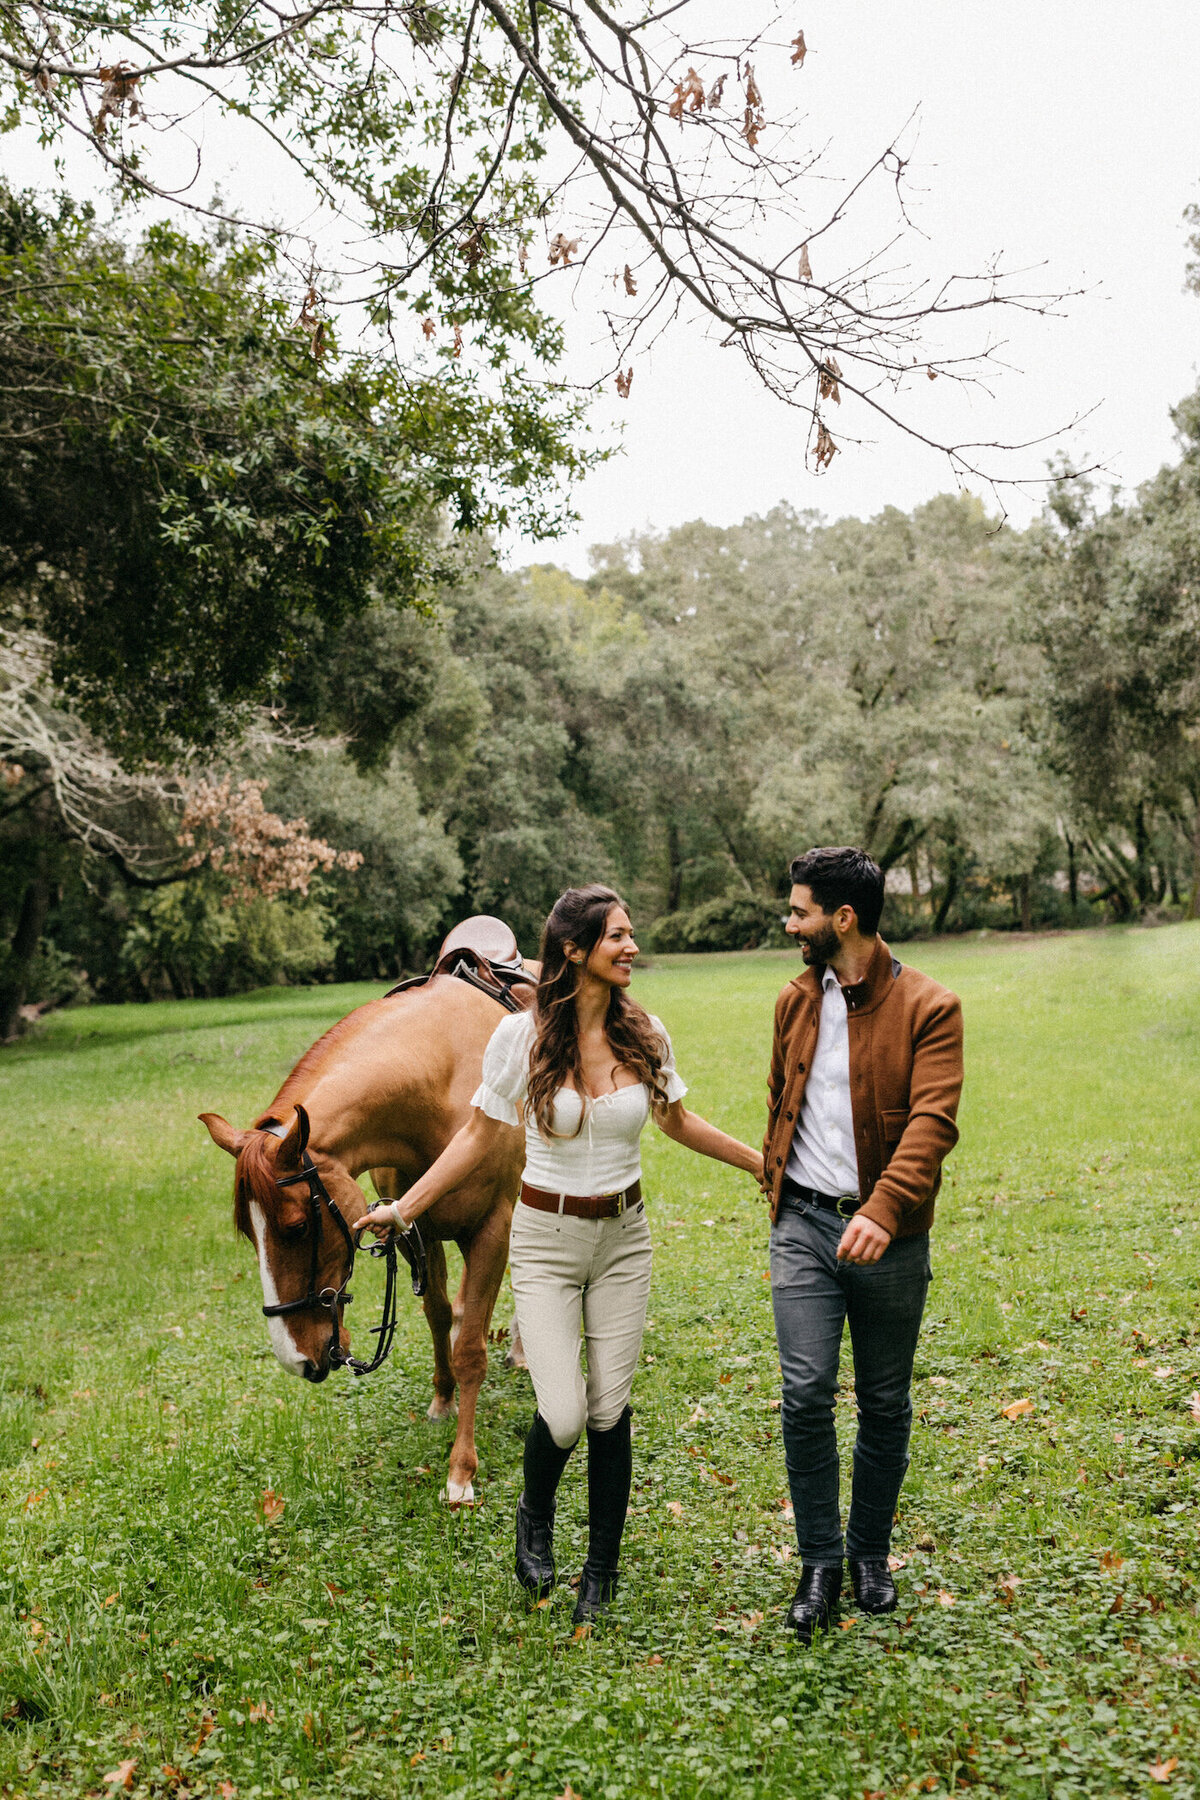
[427,1397,458,1421]
[443,1479,476,1508]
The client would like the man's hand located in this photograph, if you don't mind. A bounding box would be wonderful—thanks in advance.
[837,1213,892,1265]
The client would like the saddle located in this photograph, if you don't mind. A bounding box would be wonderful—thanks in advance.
[386,915,537,1014]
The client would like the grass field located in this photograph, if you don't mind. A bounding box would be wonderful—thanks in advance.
[2,925,1199,1800]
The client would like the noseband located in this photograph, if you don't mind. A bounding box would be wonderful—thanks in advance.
[258,1126,427,1377]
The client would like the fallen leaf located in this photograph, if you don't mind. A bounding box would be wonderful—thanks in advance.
[687,1404,708,1424]
[219,1784,237,1799]
[1149,1758,1179,1784]
[259,1488,285,1524]
[928,1374,949,1387]
[1153,1366,1174,1380]
[104,1593,119,1607]
[1107,1591,1124,1615]
[791,30,808,66]
[887,1553,907,1572]
[24,1489,47,1510]
[937,1589,956,1607]
[739,1611,764,1632]
[571,1624,591,1642]
[160,1769,182,1789]
[248,1702,274,1723]
[668,67,706,120]
[995,1573,1021,1604]
[556,1787,583,1800]
[1188,1391,1200,1422]
[1098,1550,1124,1572]
[666,1501,683,1519]
[102,1762,137,1792]
[719,1372,732,1385]
[709,1469,736,1487]
[647,1653,664,1666]
[797,243,813,281]
[439,1613,452,1626]
[1070,1306,1087,1322]
[191,1711,216,1753]
[839,1617,856,1630]
[411,1752,426,1765]
[1001,1398,1034,1420]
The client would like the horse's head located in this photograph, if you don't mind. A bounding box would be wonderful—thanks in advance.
[200,1104,368,1382]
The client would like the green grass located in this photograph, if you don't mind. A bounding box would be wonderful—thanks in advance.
[2,926,1199,1799]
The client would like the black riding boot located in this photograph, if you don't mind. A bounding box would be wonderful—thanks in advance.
[515,1413,574,1597]
[573,1406,632,1625]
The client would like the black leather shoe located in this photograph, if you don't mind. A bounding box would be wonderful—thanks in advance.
[786,1563,843,1643]
[849,1558,897,1614]
[515,1494,556,1596]
[572,1565,618,1625]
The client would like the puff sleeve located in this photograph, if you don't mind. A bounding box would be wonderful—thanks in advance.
[471,1012,533,1126]
[648,1014,688,1105]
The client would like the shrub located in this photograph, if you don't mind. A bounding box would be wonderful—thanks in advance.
[646,892,784,953]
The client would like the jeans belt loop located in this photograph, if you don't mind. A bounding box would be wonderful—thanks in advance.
[557,1191,566,1216]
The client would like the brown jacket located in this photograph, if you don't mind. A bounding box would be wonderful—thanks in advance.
[763,936,963,1238]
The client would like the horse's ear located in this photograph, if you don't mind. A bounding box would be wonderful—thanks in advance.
[199,1113,248,1157]
[276,1103,310,1170]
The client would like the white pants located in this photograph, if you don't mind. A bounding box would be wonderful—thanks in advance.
[508,1199,652,1448]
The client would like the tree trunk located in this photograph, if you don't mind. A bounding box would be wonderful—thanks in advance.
[0,867,51,1040]
[1017,872,1033,932]
[665,816,683,913]
[1189,811,1200,919]
[1065,833,1078,909]
[932,852,960,933]
[1134,802,1152,905]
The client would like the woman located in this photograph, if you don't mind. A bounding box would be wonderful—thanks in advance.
[363,884,763,1622]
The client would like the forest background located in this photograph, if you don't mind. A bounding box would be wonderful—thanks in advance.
[3,0,1200,1031]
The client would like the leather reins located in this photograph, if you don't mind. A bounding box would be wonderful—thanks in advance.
[259,1125,426,1377]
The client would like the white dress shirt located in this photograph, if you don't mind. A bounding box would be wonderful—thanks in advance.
[471,1009,687,1195]
[785,964,860,1198]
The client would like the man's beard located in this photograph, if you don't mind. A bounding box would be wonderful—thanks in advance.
[798,920,839,965]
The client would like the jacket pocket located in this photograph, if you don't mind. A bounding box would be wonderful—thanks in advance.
[882,1107,910,1143]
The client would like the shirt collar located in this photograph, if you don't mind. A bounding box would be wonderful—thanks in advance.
[821,965,841,993]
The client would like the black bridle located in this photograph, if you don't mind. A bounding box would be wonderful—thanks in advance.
[259,1124,427,1378]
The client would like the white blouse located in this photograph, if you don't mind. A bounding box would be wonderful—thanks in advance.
[472,1008,687,1195]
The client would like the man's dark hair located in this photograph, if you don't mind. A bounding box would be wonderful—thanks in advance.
[789,846,885,936]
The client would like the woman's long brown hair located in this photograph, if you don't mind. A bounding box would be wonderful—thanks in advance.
[525,884,669,1139]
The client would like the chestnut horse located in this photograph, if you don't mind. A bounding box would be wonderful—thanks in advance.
[200,953,531,1504]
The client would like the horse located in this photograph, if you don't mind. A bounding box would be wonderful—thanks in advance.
[200,918,535,1505]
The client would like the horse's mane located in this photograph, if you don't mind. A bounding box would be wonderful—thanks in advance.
[233,1129,284,1240]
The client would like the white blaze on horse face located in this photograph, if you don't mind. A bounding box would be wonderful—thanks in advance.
[248,1200,307,1378]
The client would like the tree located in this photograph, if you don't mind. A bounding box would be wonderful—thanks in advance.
[0,185,587,762]
[1,4,1079,483]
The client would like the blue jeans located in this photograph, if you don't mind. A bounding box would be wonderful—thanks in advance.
[770,1196,931,1565]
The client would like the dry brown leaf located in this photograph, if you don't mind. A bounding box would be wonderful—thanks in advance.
[797,243,813,281]
[707,74,727,108]
[791,31,808,66]
[24,1489,47,1510]
[192,1712,216,1755]
[556,1787,584,1800]
[1149,1758,1179,1784]
[668,67,706,120]
[647,1653,664,1666]
[259,1488,285,1524]
[219,1784,237,1798]
[1001,1398,1034,1420]
[813,421,838,470]
[936,1589,956,1607]
[887,1553,907,1571]
[710,1469,736,1487]
[615,367,633,399]
[623,264,637,297]
[742,105,763,147]
[458,225,487,267]
[1098,1550,1124,1572]
[739,1610,764,1632]
[571,1624,591,1642]
[667,1500,684,1519]
[745,65,763,108]
[452,324,463,359]
[248,1703,274,1723]
[421,317,436,340]
[927,367,939,380]
[518,241,528,274]
[995,1573,1021,1604]
[1188,1390,1200,1422]
[102,1762,137,1792]
[818,354,842,404]
[548,233,581,267]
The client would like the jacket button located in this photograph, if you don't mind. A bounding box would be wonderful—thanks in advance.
[798,1063,805,1072]
[785,1111,794,1121]
[775,1156,783,1166]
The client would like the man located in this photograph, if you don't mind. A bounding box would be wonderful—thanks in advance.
[763,846,963,1643]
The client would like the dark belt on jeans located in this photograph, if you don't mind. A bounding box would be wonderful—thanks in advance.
[781,1178,862,1218]
[520,1179,642,1220]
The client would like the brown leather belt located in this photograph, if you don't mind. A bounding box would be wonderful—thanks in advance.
[519,1179,642,1220]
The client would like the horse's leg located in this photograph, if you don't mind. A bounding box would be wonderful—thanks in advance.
[421,1239,458,1422]
[443,1202,512,1506]
[505,1308,528,1371]
[371,1169,456,1421]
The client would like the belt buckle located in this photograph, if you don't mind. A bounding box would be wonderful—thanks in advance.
[835,1195,858,1218]
[613,1188,626,1216]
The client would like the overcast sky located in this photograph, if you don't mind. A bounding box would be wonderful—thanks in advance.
[510,1,1200,571]
[7,3,1198,574]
